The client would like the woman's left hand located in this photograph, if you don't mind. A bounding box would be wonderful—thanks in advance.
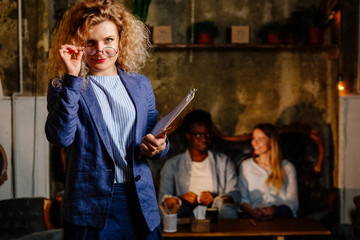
[260,206,275,220]
[140,133,167,157]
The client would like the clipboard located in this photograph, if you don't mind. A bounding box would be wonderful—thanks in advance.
[151,88,197,137]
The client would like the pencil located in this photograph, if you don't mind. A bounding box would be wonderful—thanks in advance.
[249,219,256,226]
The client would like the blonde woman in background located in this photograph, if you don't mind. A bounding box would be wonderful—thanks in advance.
[237,123,298,220]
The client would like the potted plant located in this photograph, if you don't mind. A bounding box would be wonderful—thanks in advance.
[132,0,151,23]
[191,20,219,44]
[258,21,286,44]
[293,4,335,44]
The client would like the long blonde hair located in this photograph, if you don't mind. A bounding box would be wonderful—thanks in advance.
[48,0,151,86]
[253,123,284,193]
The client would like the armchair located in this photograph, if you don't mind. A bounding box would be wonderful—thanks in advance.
[0,197,63,240]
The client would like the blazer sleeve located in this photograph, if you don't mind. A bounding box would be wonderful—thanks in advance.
[144,76,170,160]
[45,74,83,147]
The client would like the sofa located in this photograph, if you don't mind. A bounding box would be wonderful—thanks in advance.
[151,120,338,229]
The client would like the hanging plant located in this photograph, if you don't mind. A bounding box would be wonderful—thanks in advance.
[132,0,151,23]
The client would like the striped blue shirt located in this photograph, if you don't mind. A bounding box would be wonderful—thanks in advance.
[89,75,136,183]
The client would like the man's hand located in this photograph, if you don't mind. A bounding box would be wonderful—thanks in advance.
[179,192,198,206]
[199,191,214,206]
[140,133,166,157]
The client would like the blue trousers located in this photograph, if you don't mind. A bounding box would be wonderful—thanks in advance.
[63,182,163,240]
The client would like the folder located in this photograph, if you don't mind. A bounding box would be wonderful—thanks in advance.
[151,88,197,137]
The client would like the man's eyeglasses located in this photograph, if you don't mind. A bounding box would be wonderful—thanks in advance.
[189,132,213,140]
[82,46,118,58]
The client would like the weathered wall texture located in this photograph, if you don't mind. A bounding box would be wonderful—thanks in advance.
[145,0,338,187]
[0,0,19,95]
[0,0,48,96]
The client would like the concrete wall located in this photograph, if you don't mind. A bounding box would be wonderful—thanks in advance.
[0,0,49,97]
[143,0,338,190]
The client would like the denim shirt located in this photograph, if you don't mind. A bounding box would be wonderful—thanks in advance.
[158,149,241,205]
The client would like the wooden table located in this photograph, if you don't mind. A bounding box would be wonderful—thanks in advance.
[162,218,331,240]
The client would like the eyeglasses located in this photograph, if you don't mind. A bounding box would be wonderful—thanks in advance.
[189,132,213,140]
[82,46,118,58]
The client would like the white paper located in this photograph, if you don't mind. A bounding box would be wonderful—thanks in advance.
[151,88,197,136]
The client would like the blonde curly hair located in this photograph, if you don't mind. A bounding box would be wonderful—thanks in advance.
[48,0,151,86]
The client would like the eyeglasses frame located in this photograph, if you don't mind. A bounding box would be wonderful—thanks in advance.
[188,132,213,140]
[82,45,118,58]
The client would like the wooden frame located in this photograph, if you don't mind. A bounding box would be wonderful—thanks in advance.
[278,125,324,173]
[0,144,8,186]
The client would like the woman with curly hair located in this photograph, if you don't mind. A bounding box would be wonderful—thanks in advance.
[237,123,298,220]
[45,0,169,239]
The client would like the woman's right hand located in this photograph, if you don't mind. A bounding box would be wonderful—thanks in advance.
[58,44,84,76]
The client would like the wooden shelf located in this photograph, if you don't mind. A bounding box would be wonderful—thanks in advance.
[151,43,340,59]
[152,43,339,50]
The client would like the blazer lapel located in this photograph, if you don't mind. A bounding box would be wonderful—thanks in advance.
[81,83,114,160]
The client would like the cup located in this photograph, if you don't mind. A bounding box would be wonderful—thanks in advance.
[163,214,177,232]
[206,208,218,223]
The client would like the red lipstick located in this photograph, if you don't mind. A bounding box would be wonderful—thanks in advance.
[93,58,106,63]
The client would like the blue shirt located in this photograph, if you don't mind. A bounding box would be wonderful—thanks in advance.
[90,75,136,183]
[158,149,241,205]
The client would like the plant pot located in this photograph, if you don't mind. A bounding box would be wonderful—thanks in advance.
[308,27,323,45]
[197,32,213,44]
[267,32,282,44]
